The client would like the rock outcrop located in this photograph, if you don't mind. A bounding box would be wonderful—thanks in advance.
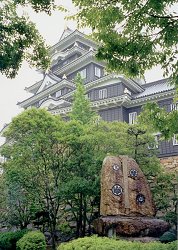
[100,155,155,216]
[93,216,169,237]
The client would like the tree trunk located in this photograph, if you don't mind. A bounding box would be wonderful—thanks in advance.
[20,221,28,230]
[82,197,87,236]
[50,220,57,250]
[51,232,56,250]
[78,192,83,237]
[76,220,80,238]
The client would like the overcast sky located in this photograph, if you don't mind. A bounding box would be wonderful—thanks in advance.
[0,0,164,145]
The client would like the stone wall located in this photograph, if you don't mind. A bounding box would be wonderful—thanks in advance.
[159,156,178,221]
[160,156,178,173]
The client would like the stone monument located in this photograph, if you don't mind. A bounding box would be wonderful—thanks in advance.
[93,156,169,238]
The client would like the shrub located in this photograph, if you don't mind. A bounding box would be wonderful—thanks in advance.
[17,231,46,250]
[0,229,28,250]
[58,235,177,250]
[160,231,177,243]
[58,222,72,235]
[164,212,177,227]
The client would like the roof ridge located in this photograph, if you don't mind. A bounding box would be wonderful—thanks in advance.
[143,78,170,87]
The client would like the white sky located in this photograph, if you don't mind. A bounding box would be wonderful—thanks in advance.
[0,0,164,145]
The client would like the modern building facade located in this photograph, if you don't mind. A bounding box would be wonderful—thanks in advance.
[18,28,178,170]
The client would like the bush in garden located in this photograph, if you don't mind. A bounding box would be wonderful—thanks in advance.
[17,231,46,250]
[164,212,177,228]
[58,222,72,235]
[160,231,177,243]
[0,229,28,250]
[58,235,177,250]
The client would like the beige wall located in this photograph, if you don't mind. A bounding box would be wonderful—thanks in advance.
[160,156,178,173]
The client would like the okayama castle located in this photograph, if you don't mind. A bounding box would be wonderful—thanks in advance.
[18,27,178,171]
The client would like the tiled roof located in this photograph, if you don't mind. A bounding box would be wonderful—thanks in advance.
[133,78,174,99]
[17,79,75,107]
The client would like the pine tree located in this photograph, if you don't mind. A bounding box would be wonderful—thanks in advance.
[70,74,96,124]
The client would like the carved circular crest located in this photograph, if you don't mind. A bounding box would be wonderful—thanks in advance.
[112,164,120,171]
[130,169,138,178]
[112,184,123,196]
[136,194,145,204]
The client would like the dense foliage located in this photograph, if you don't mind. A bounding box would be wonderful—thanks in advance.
[69,74,96,124]
[58,236,177,250]
[0,0,54,78]
[0,229,28,250]
[139,102,178,139]
[72,0,178,88]
[0,173,6,226]
[1,108,65,249]
[138,102,178,225]
[17,231,46,250]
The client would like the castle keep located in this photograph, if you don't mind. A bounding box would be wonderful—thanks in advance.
[18,28,178,168]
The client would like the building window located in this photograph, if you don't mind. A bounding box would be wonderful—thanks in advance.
[95,66,101,78]
[170,103,178,111]
[173,134,178,145]
[56,90,62,98]
[88,92,91,99]
[99,89,107,99]
[39,99,44,106]
[33,101,39,108]
[80,68,87,79]
[62,60,68,66]
[148,135,159,149]
[129,112,137,124]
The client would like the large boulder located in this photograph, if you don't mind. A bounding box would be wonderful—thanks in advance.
[100,156,155,216]
[93,216,170,237]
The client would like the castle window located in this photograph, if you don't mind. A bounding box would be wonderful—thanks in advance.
[33,101,39,108]
[170,103,178,111]
[95,66,101,78]
[88,92,91,99]
[99,89,107,99]
[173,134,178,145]
[62,60,68,66]
[80,68,87,79]
[129,112,137,124]
[56,90,62,98]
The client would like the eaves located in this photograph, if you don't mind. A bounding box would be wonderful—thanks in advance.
[126,89,175,108]
[53,51,106,76]
[18,79,75,108]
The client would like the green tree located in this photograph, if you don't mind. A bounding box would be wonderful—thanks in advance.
[0,0,56,78]
[127,125,161,177]
[124,124,177,224]
[1,108,68,250]
[2,162,43,229]
[0,173,7,227]
[139,102,178,139]
[73,0,178,87]
[138,104,177,223]
[69,74,96,124]
[152,172,177,225]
